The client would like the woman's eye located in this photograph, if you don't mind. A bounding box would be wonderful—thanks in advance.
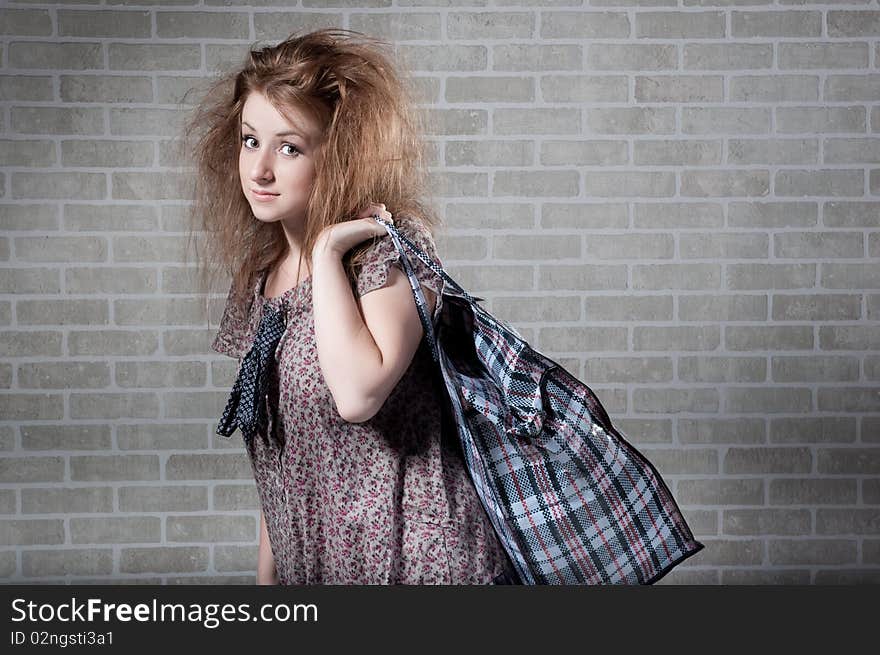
[241,135,299,157]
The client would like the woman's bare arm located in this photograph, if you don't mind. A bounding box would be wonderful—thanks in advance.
[256,508,278,585]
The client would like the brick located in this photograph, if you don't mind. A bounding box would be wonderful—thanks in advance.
[70,516,161,544]
[725,387,812,413]
[679,294,767,321]
[120,546,208,574]
[541,11,629,39]
[492,235,581,261]
[0,139,55,167]
[770,417,857,444]
[119,486,209,513]
[633,387,719,413]
[725,325,813,351]
[70,455,159,481]
[770,478,857,505]
[446,77,533,103]
[827,11,880,37]
[683,538,763,565]
[723,509,811,535]
[588,44,677,70]
[636,11,724,38]
[156,11,248,39]
[641,448,718,474]
[0,551,14,578]
[730,75,818,102]
[588,107,676,134]
[728,201,817,227]
[778,43,868,70]
[214,485,259,511]
[538,326,628,352]
[9,42,102,70]
[772,356,860,382]
[728,138,818,165]
[819,388,880,412]
[11,172,105,200]
[584,171,675,196]
[825,75,880,102]
[684,44,772,70]
[214,544,257,572]
[19,361,110,389]
[0,456,64,483]
[818,449,880,474]
[676,478,764,505]
[22,549,113,577]
[166,515,255,543]
[446,141,535,166]
[681,170,770,196]
[582,296,671,322]
[21,487,113,514]
[0,8,52,35]
[816,509,880,535]
[492,43,583,72]
[252,13,337,42]
[634,139,721,165]
[541,76,628,103]
[722,569,811,585]
[732,11,821,37]
[814,569,880,584]
[632,263,721,290]
[494,108,579,135]
[69,392,159,419]
[0,75,54,102]
[769,539,856,565]
[394,45,486,72]
[109,44,201,71]
[678,418,766,444]
[68,330,159,356]
[632,325,720,352]
[58,10,150,37]
[117,424,208,451]
[0,330,61,357]
[541,139,628,166]
[772,295,861,321]
[165,453,253,481]
[65,141,153,170]
[0,519,65,546]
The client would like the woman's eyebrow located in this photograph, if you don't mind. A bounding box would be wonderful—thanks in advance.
[241,120,307,140]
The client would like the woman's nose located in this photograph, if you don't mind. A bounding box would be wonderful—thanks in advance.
[250,151,274,181]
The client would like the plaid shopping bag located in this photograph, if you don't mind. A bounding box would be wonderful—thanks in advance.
[372,216,705,585]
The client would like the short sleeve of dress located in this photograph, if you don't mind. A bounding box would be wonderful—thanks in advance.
[355,217,445,323]
[211,276,256,360]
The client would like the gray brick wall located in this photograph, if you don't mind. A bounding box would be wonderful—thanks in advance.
[0,2,878,585]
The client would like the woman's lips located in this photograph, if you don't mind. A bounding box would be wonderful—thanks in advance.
[251,189,279,201]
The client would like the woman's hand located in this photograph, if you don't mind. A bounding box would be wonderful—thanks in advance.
[312,203,395,258]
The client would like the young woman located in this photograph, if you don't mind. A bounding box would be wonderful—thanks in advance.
[184,28,519,585]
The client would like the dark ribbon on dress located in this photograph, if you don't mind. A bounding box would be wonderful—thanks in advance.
[216,301,287,441]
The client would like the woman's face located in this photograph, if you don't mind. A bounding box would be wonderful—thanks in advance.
[238,91,322,228]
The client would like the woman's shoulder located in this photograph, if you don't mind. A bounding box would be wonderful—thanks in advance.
[210,270,262,360]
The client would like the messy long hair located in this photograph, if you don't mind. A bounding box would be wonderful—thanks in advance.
[181,28,440,322]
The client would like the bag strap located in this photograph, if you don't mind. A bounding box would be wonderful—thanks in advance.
[372,216,443,365]
[369,215,483,304]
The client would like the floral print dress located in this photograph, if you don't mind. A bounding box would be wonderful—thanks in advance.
[211,217,514,584]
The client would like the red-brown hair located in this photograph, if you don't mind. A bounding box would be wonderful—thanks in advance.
[181,28,441,320]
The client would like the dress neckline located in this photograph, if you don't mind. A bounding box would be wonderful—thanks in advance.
[258,268,311,305]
